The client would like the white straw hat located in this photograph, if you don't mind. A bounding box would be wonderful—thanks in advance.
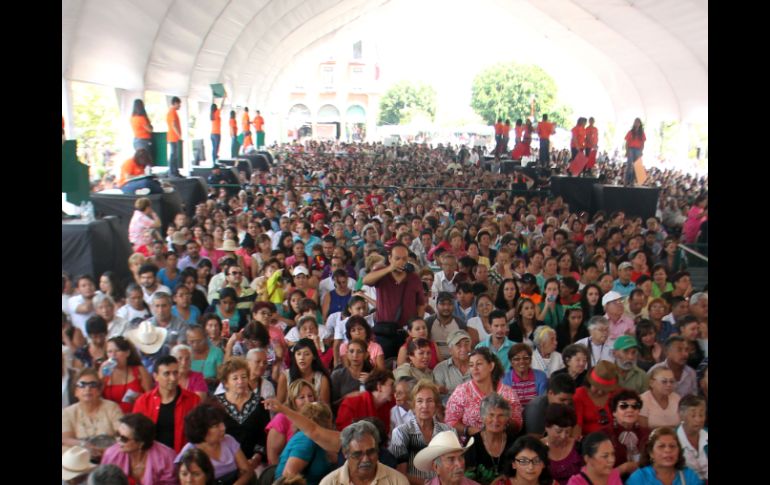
[413,431,474,472]
[62,446,97,480]
[126,321,167,354]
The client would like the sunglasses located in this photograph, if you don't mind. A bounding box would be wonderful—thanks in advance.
[76,381,100,389]
[617,401,643,411]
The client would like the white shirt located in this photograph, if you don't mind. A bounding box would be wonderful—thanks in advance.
[67,295,95,335]
[432,271,459,296]
[62,294,71,316]
[576,336,614,366]
[333,313,376,342]
[677,425,708,480]
[285,323,335,345]
[390,407,414,434]
[318,276,356,301]
[531,349,564,377]
[466,316,490,341]
[115,305,151,325]
[142,285,172,307]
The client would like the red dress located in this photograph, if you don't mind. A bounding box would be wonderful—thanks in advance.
[103,366,144,414]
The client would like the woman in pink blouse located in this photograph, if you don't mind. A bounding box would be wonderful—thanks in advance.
[128,198,161,251]
[445,347,523,441]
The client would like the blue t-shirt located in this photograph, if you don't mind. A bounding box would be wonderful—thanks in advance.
[275,431,333,485]
[158,268,181,291]
[172,305,201,325]
[626,466,703,485]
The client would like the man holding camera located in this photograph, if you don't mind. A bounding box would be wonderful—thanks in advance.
[363,243,425,359]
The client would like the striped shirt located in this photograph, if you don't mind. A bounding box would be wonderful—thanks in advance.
[388,415,453,481]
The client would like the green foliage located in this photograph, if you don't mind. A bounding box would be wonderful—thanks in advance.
[71,82,121,176]
[378,81,437,125]
[471,62,571,127]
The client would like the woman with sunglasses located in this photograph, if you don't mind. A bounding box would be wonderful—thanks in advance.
[639,367,681,429]
[542,404,583,485]
[566,431,623,485]
[491,434,555,485]
[62,368,124,459]
[600,390,650,479]
[101,413,177,485]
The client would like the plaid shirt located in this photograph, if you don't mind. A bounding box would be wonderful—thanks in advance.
[388,415,453,481]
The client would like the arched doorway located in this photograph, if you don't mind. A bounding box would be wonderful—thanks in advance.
[345,105,366,142]
[288,104,312,140]
[316,104,341,140]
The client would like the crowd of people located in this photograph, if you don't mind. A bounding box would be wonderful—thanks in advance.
[63,139,708,485]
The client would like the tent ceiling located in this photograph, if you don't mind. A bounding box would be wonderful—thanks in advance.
[62,0,707,122]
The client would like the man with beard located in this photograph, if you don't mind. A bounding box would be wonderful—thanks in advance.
[138,264,171,307]
[320,420,407,485]
[613,335,650,394]
[413,431,480,485]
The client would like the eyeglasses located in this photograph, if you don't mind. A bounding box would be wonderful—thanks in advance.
[515,457,543,467]
[117,434,133,443]
[76,381,100,389]
[598,409,609,425]
[617,401,643,410]
[348,448,378,460]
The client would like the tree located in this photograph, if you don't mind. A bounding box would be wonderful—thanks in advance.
[378,81,437,125]
[71,82,121,178]
[470,62,572,127]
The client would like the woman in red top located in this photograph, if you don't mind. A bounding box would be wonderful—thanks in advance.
[130,99,154,157]
[624,118,646,186]
[101,337,153,414]
[229,110,238,157]
[573,361,619,438]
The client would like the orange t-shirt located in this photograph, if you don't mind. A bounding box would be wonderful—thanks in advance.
[537,121,555,140]
[571,126,586,149]
[625,131,646,149]
[167,109,180,142]
[253,115,264,132]
[494,123,504,136]
[585,126,598,148]
[118,157,145,187]
[131,115,152,139]
[229,118,237,137]
[241,113,250,132]
[211,108,221,135]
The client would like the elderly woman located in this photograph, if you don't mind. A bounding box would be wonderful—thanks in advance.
[676,395,707,481]
[128,198,161,251]
[464,394,519,485]
[101,336,153,413]
[566,432,623,485]
[575,316,613,368]
[491,435,555,485]
[626,427,704,485]
[394,338,435,382]
[177,447,216,485]
[445,347,523,439]
[531,326,565,378]
[550,344,590,387]
[389,379,454,485]
[266,379,318,465]
[542,404,583,485]
[62,368,124,458]
[94,294,130,339]
[116,283,152,324]
[502,343,548,407]
[101,413,177,485]
[215,357,271,466]
[169,344,208,400]
[573,361,619,437]
[639,367,681,429]
[275,402,336,485]
[600,390,650,480]
[177,404,255,485]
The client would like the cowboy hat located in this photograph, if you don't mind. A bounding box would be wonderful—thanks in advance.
[62,446,97,480]
[217,239,239,252]
[126,321,167,354]
[413,431,474,472]
[171,232,188,246]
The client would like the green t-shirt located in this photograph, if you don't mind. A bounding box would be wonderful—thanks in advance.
[191,345,224,379]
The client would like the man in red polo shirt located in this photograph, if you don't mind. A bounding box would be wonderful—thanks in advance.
[335,368,396,431]
[537,114,556,167]
[132,355,200,453]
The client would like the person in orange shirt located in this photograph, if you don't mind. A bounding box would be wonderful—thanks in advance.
[537,114,556,167]
[118,149,151,188]
[624,118,646,186]
[229,110,238,157]
[166,96,182,177]
[585,117,599,157]
[493,118,504,158]
[253,110,265,148]
[570,117,587,162]
[502,119,511,153]
[240,107,252,152]
[131,99,154,159]
[210,95,225,163]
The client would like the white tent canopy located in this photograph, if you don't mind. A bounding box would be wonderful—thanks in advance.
[62,0,707,125]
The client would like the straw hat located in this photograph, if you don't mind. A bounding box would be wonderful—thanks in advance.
[217,239,239,252]
[126,321,167,354]
[62,446,97,480]
[585,360,620,391]
[413,431,474,472]
[171,232,188,246]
